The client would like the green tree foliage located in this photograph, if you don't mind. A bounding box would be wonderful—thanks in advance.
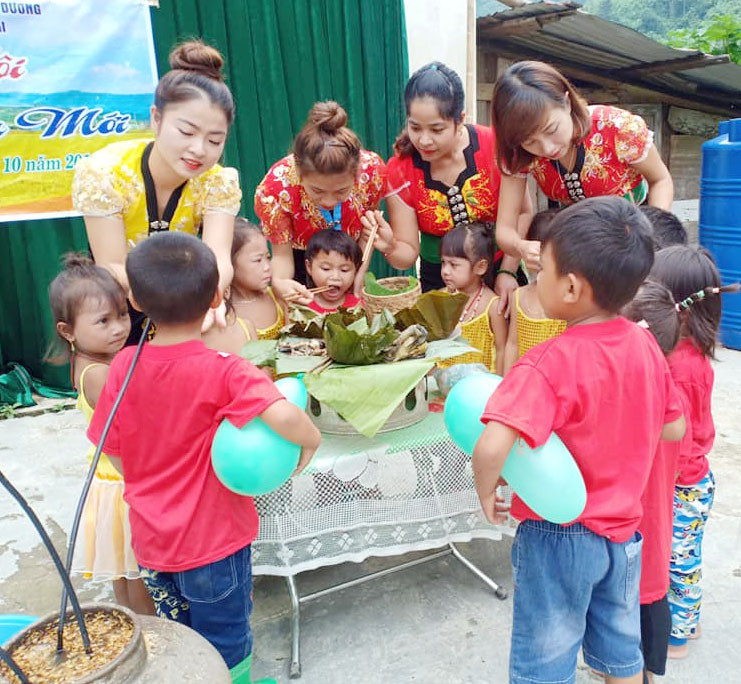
[666,14,741,64]
[582,0,741,46]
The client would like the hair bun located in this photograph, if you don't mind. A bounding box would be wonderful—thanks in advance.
[61,252,94,270]
[169,40,225,81]
[309,101,348,134]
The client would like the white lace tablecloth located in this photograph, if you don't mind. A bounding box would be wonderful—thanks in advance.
[252,412,514,576]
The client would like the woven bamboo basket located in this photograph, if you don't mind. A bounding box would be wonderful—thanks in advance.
[362,276,421,318]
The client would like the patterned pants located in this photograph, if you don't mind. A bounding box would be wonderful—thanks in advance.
[668,470,715,644]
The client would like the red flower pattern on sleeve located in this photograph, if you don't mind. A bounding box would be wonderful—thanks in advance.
[385,124,501,237]
[254,150,386,249]
[527,105,652,205]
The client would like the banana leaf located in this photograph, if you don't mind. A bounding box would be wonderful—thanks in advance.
[238,339,278,367]
[363,272,418,296]
[323,309,398,365]
[303,358,435,437]
[394,291,468,341]
[424,336,480,361]
[282,304,365,338]
[275,354,328,375]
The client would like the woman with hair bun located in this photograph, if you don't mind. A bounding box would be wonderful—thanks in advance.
[254,100,386,293]
[72,39,242,341]
[364,61,530,303]
[492,61,673,272]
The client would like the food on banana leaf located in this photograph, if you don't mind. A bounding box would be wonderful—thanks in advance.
[278,338,326,356]
[323,309,399,365]
[363,272,419,296]
[382,324,428,362]
[394,290,467,341]
[281,303,364,338]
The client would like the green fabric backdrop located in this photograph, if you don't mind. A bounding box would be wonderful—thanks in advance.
[0,0,409,390]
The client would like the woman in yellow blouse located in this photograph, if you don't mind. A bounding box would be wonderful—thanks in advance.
[72,40,241,341]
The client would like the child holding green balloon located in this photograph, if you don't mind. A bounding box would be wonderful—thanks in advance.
[88,232,321,683]
[472,197,686,684]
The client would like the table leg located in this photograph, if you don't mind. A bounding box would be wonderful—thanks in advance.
[285,575,301,678]
[448,542,508,599]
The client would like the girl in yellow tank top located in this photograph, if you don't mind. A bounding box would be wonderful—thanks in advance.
[203,218,287,355]
[435,223,508,374]
[502,209,566,374]
[48,255,154,615]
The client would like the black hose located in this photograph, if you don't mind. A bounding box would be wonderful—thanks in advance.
[56,319,151,653]
[0,646,30,684]
[0,469,90,654]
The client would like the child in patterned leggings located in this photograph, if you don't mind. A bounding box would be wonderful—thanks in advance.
[651,245,738,658]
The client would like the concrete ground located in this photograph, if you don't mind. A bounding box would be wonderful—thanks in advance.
[1,349,740,683]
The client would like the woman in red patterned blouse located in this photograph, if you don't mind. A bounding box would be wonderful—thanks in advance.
[492,61,673,271]
[254,101,386,296]
[364,62,531,303]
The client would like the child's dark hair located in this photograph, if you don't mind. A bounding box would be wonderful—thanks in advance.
[231,217,264,260]
[394,62,465,157]
[305,229,362,268]
[542,197,654,312]
[155,40,234,125]
[47,253,128,363]
[440,223,495,286]
[651,245,739,358]
[493,61,591,175]
[639,206,688,250]
[293,101,361,177]
[527,208,559,242]
[126,232,218,325]
[622,280,680,355]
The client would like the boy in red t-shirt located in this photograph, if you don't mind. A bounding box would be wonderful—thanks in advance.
[304,229,363,313]
[473,197,685,684]
[89,232,321,682]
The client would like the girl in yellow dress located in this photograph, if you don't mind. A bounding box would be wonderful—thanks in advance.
[503,209,567,374]
[437,223,508,374]
[49,255,154,615]
[203,219,286,355]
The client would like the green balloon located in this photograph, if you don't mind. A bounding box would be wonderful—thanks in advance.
[444,371,499,455]
[444,372,586,524]
[211,377,308,496]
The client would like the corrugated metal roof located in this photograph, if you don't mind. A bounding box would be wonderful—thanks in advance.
[477,1,741,114]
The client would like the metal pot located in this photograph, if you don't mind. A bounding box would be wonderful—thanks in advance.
[308,378,429,435]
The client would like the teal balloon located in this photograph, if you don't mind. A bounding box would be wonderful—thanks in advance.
[211,377,308,496]
[444,372,587,524]
[444,372,501,455]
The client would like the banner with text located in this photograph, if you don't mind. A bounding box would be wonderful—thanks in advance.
[0,0,158,221]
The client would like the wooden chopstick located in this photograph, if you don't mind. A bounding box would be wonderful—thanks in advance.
[361,221,379,266]
[309,285,332,294]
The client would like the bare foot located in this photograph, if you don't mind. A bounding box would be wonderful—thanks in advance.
[667,642,689,659]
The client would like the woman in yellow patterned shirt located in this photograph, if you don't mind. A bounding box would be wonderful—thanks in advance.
[72,40,241,343]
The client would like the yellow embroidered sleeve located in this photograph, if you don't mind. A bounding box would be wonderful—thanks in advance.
[71,155,125,217]
[202,166,242,215]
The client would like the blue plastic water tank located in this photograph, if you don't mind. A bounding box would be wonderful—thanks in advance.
[700,118,741,349]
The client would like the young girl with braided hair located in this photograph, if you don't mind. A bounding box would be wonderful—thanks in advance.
[650,245,739,659]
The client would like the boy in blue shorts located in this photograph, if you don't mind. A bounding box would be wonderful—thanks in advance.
[89,232,321,683]
[473,197,686,684]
